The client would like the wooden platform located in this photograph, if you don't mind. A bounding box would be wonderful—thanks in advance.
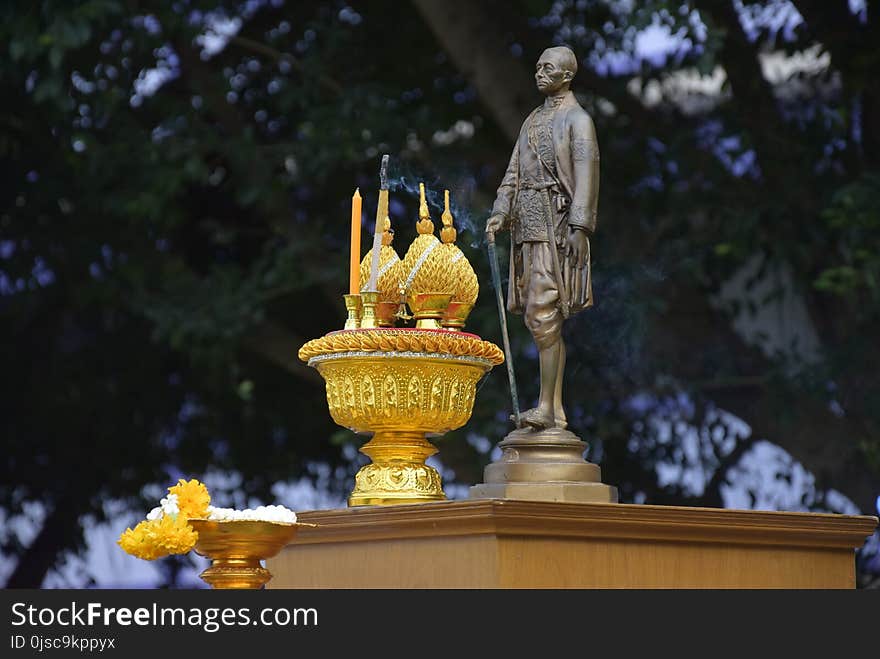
[267,500,877,589]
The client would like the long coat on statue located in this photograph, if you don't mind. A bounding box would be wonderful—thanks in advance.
[490,91,600,316]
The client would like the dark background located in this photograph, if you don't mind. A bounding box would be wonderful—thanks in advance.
[1,0,878,587]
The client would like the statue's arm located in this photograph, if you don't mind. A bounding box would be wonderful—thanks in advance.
[489,142,519,230]
[568,112,600,234]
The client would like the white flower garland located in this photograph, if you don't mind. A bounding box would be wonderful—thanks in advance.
[205,504,298,524]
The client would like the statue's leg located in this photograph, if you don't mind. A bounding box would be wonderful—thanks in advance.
[554,341,567,429]
[532,340,559,426]
[521,242,562,430]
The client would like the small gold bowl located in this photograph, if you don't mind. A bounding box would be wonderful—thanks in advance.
[406,292,454,329]
[441,301,474,331]
[376,301,398,328]
[189,519,314,589]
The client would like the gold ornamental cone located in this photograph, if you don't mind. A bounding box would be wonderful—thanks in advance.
[360,215,401,303]
[400,183,456,303]
[437,190,478,329]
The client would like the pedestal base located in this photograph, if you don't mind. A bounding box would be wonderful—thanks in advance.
[199,560,270,589]
[349,431,445,506]
[469,427,618,503]
[267,500,877,589]
[469,481,617,503]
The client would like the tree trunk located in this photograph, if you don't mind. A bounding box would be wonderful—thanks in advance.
[6,496,82,588]
[411,0,536,142]
[655,283,880,516]
[242,320,323,385]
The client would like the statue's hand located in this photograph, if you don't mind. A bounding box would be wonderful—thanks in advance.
[566,227,589,266]
[485,214,505,237]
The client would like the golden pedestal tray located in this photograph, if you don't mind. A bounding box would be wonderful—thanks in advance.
[299,328,503,505]
[189,519,315,589]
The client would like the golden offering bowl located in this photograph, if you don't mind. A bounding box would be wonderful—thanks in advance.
[375,301,398,328]
[302,329,503,505]
[407,292,454,330]
[189,519,313,589]
[441,301,475,331]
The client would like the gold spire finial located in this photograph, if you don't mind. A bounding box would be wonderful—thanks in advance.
[440,189,457,244]
[419,182,429,219]
[416,182,434,235]
[381,215,393,246]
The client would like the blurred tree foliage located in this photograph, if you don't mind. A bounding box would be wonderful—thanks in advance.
[1,0,878,586]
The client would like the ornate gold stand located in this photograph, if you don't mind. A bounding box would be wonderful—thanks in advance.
[300,329,503,505]
[350,430,444,505]
[313,351,487,504]
[189,519,312,589]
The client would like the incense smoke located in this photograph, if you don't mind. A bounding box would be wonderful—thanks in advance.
[385,160,485,249]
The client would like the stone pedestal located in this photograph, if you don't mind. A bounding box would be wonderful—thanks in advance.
[469,427,618,503]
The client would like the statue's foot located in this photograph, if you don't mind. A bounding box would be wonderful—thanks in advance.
[554,414,568,430]
[514,407,555,430]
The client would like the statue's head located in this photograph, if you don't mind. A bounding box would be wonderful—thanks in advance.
[535,46,577,96]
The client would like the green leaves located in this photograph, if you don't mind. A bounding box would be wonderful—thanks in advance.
[815,173,880,299]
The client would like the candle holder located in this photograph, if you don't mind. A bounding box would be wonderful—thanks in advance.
[360,291,380,329]
[343,294,361,330]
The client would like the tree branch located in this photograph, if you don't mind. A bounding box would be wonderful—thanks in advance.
[5,495,83,588]
[411,0,536,141]
[655,284,879,515]
[241,320,323,386]
[227,35,344,97]
[792,0,866,65]
[692,0,811,201]
[790,0,877,170]
[698,432,757,508]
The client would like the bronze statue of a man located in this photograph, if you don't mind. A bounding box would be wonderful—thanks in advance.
[485,45,600,431]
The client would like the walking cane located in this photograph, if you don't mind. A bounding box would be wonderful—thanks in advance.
[486,230,521,428]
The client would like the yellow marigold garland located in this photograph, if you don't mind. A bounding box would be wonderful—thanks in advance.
[117,478,210,561]
[152,514,200,554]
[168,478,210,519]
[117,521,166,561]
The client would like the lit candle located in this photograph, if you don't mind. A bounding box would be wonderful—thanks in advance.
[350,188,362,295]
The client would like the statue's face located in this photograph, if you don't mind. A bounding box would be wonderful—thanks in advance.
[535,50,572,95]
